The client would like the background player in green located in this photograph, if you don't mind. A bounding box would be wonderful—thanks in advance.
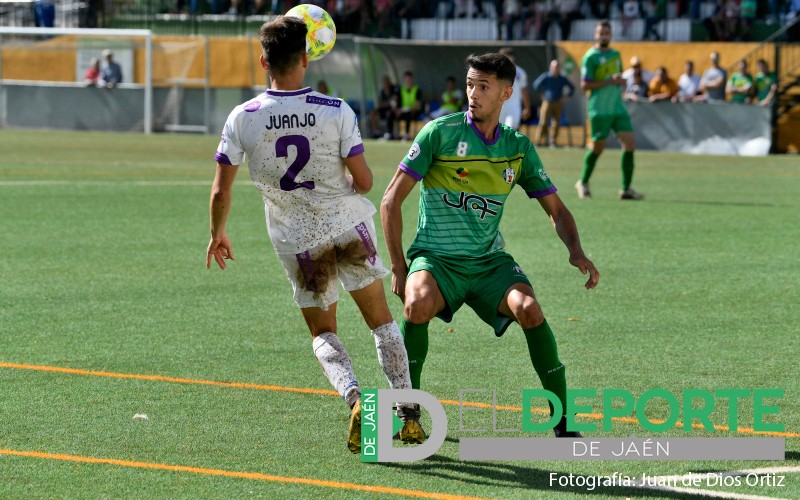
[754,58,777,107]
[381,52,600,437]
[726,59,754,103]
[577,20,644,201]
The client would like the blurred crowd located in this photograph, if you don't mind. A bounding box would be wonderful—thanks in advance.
[176,1,800,40]
[369,47,777,143]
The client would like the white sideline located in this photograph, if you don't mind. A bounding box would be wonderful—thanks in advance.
[634,466,800,500]
[0,180,209,186]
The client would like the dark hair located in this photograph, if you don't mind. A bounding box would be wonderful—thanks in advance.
[596,19,611,30]
[757,58,767,66]
[404,70,414,78]
[259,16,307,76]
[446,75,456,83]
[466,53,516,86]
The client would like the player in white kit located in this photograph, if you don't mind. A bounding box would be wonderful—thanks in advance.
[498,47,531,130]
[206,16,423,453]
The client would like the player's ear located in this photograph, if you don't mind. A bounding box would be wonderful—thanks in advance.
[502,83,513,102]
[259,54,268,71]
[301,52,309,69]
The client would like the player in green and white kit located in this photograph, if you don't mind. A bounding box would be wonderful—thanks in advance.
[577,20,643,200]
[381,53,599,438]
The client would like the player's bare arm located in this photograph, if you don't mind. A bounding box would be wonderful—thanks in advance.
[537,192,599,289]
[380,169,418,300]
[581,75,624,91]
[342,153,373,194]
[207,161,239,270]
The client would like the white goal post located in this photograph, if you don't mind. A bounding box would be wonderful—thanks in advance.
[0,27,153,134]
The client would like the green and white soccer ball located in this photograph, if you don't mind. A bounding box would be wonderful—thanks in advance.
[286,4,337,62]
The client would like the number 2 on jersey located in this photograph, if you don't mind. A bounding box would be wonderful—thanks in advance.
[277,135,315,191]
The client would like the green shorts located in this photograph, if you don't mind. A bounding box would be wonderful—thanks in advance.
[589,113,633,141]
[408,251,532,336]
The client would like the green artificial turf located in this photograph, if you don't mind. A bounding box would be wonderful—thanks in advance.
[0,129,797,499]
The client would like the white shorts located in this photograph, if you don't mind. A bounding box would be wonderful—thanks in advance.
[278,219,389,310]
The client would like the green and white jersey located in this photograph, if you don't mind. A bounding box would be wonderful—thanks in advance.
[399,112,556,259]
[728,72,753,103]
[754,71,776,101]
[581,47,627,117]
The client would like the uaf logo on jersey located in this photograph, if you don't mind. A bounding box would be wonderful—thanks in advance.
[502,167,515,184]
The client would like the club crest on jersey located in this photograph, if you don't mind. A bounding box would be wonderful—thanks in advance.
[538,168,549,181]
[512,265,526,276]
[408,143,421,161]
[442,191,503,220]
[502,167,515,185]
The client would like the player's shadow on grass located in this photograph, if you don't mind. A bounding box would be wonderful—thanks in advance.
[378,453,692,498]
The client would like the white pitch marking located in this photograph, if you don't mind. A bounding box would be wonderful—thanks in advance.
[0,180,210,186]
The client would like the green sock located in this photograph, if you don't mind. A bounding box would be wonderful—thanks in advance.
[399,317,428,389]
[523,320,567,416]
[621,150,635,190]
[580,151,599,184]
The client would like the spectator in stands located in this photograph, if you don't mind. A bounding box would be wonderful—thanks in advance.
[83,58,101,87]
[538,0,583,40]
[621,0,641,37]
[708,0,742,40]
[622,56,654,88]
[704,0,730,41]
[426,76,465,120]
[34,0,55,28]
[395,71,423,141]
[532,59,575,147]
[589,0,612,18]
[100,50,123,89]
[674,60,701,102]
[754,59,778,107]
[557,0,583,41]
[453,0,486,18]
[739,0,757,40]
[623,68,650,101]
[374,0,392,36]
[371,75,399,139]
[726,59,754,103]
[696,51,727,102]
[643,0,666,40]
[648,66,679,101]
[498,47,531,129]
[504,0,535,40]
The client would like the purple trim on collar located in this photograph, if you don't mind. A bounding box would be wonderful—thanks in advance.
[466,111,501,145]
[527,185,558,199]
[265,87,313,97]
[215,152,233,165]
[346,144,364,158]
[398,163,422,181]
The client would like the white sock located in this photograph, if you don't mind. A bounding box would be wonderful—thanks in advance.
[312,333,360,405]
[371,321,412,390]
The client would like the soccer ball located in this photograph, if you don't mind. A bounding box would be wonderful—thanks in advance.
[286,4,336,62]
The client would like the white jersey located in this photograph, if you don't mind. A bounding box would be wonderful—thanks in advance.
[215,87,374,255]
[500,64,528,129]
